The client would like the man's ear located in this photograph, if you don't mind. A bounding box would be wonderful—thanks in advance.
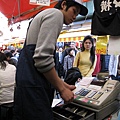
[61,1,67,10]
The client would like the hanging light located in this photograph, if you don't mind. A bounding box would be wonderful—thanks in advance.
[17,24,21,29]
[10,27,13,32]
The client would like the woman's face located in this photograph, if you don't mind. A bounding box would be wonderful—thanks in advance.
[84,39,92,50]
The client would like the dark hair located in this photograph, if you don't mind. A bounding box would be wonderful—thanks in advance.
[64,67,82,85]
[4,51,17,67]
[4,52,13,58]
[54,0,80,11]
[0,52,7,70]
[93,38,96,43]
[81,35,95,66]
[67,48,73,54]
[10,49,15,54]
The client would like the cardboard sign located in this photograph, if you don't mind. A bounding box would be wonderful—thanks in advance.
[96,36,108,54]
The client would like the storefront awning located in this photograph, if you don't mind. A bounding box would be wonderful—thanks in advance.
[57,36,84,42]
[0,0,58,25]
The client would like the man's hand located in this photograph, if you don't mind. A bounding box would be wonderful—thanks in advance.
[59,82,76,104]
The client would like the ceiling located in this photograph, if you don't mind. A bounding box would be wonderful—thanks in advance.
[0,0,58,25]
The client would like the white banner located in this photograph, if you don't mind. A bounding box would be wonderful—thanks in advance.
[30,0,50,6]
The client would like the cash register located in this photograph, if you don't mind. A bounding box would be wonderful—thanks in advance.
[53,77,120,120]
[73,77,120,109]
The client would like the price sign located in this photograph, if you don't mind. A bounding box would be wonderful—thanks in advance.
[30,0,50,6]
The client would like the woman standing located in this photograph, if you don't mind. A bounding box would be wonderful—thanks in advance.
[73,35,97,77]
[0,52,16,120]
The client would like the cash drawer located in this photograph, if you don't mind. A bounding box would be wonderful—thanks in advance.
[52,103,95,120]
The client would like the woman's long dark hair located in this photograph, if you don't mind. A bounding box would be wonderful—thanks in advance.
[0,52,7,70]
[81,35,95,66]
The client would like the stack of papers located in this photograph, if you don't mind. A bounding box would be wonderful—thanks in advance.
[79,77,94,86]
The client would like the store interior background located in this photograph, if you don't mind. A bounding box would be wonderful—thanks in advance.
[0,0,98,52]
[0,1,120,119]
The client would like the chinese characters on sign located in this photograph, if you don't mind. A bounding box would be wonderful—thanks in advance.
[30,0,50,6]
[100,0,120,12]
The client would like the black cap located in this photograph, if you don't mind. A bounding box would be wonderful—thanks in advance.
[55,0,88,16]
[73,0,88,16]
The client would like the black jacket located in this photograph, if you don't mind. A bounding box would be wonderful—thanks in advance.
[91,0,120,36]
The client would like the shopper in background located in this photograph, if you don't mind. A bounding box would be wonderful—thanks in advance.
[4,51,18,67]
[63,48,75,76]
[13,0,88,120]
[62,41,79,78]
[62,41,78,63]
[55,47,64,78]
[109,54,120,81]
[73,35,97,77]
[69,41,79,56]
[0,52,16,120]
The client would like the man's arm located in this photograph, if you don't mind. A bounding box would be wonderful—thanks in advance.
[43,67,76,103]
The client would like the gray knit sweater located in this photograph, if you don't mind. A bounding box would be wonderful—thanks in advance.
[26,8,63,73]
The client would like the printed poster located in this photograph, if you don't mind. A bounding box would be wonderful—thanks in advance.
[96,36,108,54]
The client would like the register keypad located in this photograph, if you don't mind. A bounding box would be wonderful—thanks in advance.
[75,88,91,96]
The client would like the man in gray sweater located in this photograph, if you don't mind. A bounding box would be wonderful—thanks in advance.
[13,0,88,120]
